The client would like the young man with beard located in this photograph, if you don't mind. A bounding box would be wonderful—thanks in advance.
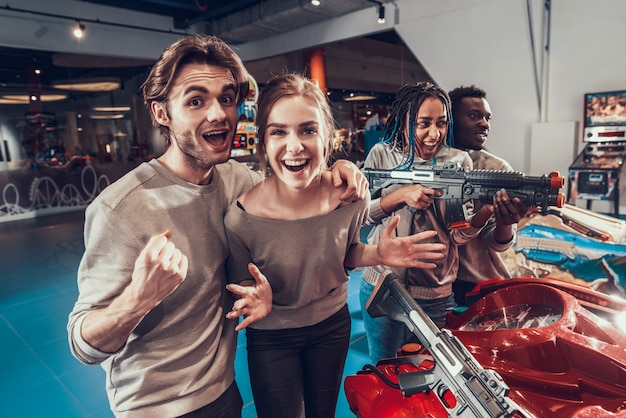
[67,34,366,418]
[448,85,528,306]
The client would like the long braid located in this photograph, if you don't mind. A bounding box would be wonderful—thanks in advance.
[382,82,454,169]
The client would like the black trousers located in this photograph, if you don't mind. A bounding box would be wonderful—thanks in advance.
[178,380,242,418]
[245,304,351,418]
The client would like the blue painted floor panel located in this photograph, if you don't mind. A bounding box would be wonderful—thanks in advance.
[0,211,369,417]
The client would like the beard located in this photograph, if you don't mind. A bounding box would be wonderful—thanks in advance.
[172,129,232,171]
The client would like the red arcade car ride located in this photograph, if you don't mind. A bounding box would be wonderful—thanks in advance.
[344,274,626,418]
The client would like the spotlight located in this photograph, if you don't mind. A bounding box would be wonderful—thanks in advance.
[378,5,385,24]
[311,0,320,5]
[73,21,85,39]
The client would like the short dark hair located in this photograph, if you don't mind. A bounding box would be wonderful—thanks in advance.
[448,85,487,118]
[141,34,250,147]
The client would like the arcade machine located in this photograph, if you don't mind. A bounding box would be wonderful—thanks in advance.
[232,121,256,157]
[568,90,626,218]
[231,75,260,171]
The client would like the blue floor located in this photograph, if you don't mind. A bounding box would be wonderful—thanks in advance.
[0,211,370,417]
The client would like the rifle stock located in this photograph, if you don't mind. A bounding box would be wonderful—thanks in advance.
[365,272,534,417]
[365,163,565,229]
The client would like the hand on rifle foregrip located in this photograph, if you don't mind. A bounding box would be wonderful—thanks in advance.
[492,190,529,226]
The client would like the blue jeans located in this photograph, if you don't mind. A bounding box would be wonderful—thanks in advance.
[359,280,456,363]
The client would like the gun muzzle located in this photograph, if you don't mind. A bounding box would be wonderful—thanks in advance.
[548,171,565,189]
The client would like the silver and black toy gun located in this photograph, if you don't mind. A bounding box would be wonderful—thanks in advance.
[365,163,565,230]
[366,272,533,417]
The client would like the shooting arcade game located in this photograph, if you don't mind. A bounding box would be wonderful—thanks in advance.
[232,121,256,155]
[503,204,626,296]
[347,155,626,416]
[231,75,258,159]
[344,273,626,417]
[568,90,626,217]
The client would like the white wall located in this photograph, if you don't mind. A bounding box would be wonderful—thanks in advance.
[547,0,626,220]
[393,0,626,211]
[394,0,539,174]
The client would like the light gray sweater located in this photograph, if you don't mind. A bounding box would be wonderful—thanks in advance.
[224,192,370,329]
[67,159,260,417]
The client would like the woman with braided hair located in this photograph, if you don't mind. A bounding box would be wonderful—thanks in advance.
[359,81,496,363]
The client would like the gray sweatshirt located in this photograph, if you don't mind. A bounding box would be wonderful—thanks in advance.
[68,159,260,417]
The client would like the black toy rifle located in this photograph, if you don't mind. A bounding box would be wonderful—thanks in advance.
[366,272,533,417]
[365,163,565,229]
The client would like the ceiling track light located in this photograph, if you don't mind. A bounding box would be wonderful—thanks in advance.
[0,5,188,37]
[311,0,321,5]
[73,21,86,39]
[366,0,386,24]
[378,5,385,24]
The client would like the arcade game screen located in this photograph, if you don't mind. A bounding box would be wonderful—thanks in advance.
[585,90,626,134]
